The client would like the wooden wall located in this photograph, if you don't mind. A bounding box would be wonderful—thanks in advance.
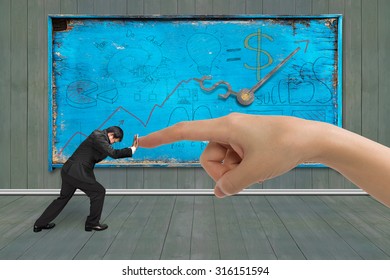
[0,0,389,190]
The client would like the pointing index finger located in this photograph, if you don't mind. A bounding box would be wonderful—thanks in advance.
[139,118,228,148]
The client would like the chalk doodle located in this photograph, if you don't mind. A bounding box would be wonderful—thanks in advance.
[244,29,274,81]
[48,15,342,169]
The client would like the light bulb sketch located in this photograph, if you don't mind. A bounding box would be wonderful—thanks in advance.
[186,33,221,75]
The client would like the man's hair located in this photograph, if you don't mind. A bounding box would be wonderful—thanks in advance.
[106,126,124,141]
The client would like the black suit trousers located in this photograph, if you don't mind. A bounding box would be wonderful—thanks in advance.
[34,169,106,227]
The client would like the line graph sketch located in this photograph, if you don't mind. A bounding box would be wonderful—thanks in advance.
[48,15,342,170]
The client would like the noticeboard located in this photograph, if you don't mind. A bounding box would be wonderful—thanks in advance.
[48,15,342,170]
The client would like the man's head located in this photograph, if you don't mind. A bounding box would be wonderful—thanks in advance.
[106,126,124,144]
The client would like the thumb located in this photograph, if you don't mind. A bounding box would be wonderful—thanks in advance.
[214,157,258,198]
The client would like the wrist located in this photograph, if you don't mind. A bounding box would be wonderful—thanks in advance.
[293,119,333,165]
[301,120,345,167]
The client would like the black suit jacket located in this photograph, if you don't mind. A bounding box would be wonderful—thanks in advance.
[62,129,133,183]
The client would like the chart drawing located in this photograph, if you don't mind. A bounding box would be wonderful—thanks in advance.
[48,15,342,170]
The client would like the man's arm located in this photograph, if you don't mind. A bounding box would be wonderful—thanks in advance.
[91,130,133,159]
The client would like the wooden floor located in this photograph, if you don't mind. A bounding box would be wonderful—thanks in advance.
[1,194,390,260]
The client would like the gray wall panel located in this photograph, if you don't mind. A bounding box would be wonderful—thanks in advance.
[0,0,389,190]
[10,0,28,188]
[27,0,45,189]
[0,0,11,189]
[378,0,390,147]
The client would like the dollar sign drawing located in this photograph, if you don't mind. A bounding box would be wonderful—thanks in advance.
[244,29,274,81]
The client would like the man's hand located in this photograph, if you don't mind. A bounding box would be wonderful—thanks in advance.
[133,134,139,148]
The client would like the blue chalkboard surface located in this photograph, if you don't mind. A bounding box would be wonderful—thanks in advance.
[48,15,342,170]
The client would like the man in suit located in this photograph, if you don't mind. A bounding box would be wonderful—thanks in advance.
[34,126,138,232]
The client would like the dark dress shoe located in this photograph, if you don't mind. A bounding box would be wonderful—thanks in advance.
[33,223,56,232]
[85,223,108,232]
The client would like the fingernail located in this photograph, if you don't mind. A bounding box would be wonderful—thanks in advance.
[214,183,226,198]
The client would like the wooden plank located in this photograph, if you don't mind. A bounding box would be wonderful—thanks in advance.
[312,169,329,189]
[127,0,144,15]
[94,0,110,13]
[263,0,281,13]
[263,173,283,189]
[0,196,53,250]
[354,196,390,221]
[344,0,362,135]
[0,0,11,189]
[131,196,176,259]
[195,168,213,189]
[27,0,45,189]
[245,0,263,13]
[339,196,390,237]
[295,169,312,189]
[144,0,160,14]
[295,0,312,14]
[329,169,346,189]
[16,196,90,259]
[214,197,248,259]
[229,0,245,14]
[249,196,305,259]
[0,196,22,210]
[18,196,119,259]
[126,167,144,188]
[143,168,161,188]
[278,0,295,14]
[232,196,277,259]
[77,0,94,13]
[195,0,212,15]
[301,196,389,259]
[0,196,86,259]
[178,168,195,189]
[160,168,178,188]
[103,196,158,259]
[178,0,195,14]
[361,0,379,141]
[44,0,62,190]
[378,0,390,146]
[161,196,194,259]
[328,0,347,189]
[312,0,329,13]
[320,196,390,256]
[10,0,28,188]
[213,0,229,14]
[190,196,219,259]
[267,196,361,259]
[74,196,140,259]
[335,196,390,226]
[109,169,128,189]
[110,0,128,14]
[60,0,77,13]
[1,195,390,260]
[160,0,177,14]
[329,0,343,12]
[310,0,331,190]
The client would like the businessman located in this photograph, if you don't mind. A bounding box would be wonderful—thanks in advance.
[34,126,138,232]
